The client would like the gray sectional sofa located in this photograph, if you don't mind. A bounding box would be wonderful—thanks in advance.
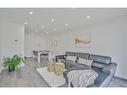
[56,52,117,87]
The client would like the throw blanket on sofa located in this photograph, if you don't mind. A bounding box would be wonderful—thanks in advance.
[67,69,98,87]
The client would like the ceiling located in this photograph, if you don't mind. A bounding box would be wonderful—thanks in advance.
[0,8,127,34]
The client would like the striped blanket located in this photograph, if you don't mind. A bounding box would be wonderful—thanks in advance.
[67,69,98,87]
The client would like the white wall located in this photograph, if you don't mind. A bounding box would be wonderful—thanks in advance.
[0,23,3,63]
[0,21,24,63]
[24,32,47,57]
[47,17,127,79]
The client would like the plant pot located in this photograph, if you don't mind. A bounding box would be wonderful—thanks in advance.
[8,67,15,72]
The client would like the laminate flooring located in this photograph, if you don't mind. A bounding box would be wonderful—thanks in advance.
[0,58,127,87]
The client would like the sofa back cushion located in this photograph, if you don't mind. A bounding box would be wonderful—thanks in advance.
[91,62,106,69]
[89,54,111,65]
[65,52,90,59]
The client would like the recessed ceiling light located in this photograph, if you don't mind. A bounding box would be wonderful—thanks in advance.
[71,7,77,9]
[51,18,55,22]
[41,25,45,29]
[86,16,90,19]
[24,22,27,24]
[35,29,38,32]
[46,32,48,34]
[29,12,33,14]
[53,28,56,31]
[65,24,68,26]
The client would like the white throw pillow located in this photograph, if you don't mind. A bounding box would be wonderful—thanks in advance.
[66,56,77,62]
[78,58,93,67]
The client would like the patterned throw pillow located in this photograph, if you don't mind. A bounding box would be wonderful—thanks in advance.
[66,56,77,62]
[78,58,93,67]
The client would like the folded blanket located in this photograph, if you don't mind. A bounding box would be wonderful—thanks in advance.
[67,69,98,87]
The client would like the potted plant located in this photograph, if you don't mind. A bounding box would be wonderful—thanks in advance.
[3,55,24,72]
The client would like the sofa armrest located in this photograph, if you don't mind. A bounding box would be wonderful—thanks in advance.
[56,55,66,62]
[102,62,117,75]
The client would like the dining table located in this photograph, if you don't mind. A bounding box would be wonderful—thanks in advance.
[33,50,54,63]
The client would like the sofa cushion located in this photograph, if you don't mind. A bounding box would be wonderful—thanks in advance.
[89,54,111,65]
[91,62,106,69]
[65,52,90,59]
[91,67,109,87]
[65,60,77,69]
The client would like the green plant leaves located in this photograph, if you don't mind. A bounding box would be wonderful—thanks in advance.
[3,55,24,71]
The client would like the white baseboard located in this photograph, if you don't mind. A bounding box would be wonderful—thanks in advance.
[115,74,127,80]
[25,55,32,58]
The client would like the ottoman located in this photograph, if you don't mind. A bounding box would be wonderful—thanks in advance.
[54,62,65,75]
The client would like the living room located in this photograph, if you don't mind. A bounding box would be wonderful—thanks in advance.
[0,8,127,87]
[25,8,127,86]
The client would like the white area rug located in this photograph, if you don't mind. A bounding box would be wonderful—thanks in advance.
[36,67,65,87]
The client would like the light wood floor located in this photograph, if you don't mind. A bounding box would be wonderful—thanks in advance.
[0,58,127,87]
